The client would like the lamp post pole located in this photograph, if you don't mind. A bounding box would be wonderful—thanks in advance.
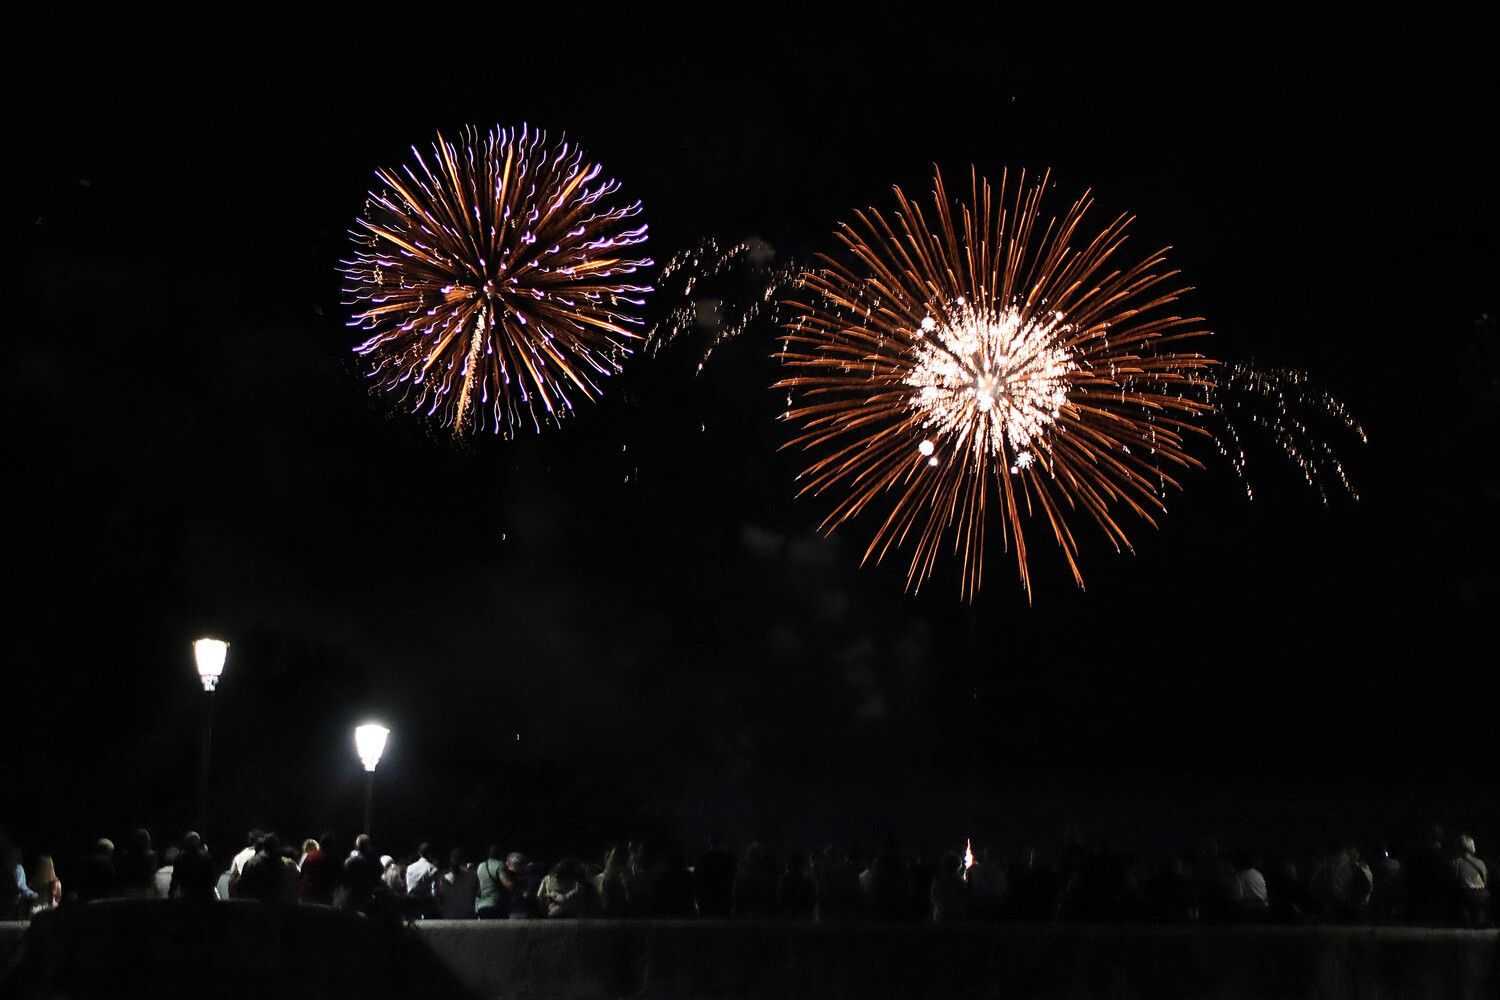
[198,691,215,833]
[364,771,376,840]
[355,723,390,839]
[193,639,229,837]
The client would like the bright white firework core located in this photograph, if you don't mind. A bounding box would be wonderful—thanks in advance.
[906,302,1075,461]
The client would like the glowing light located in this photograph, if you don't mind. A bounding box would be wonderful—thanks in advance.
[644,237,800,374]
[354,723,390,772]
[193,638,228,692]
[1212,362,1366,502]
[907,303,1075,460]
[778,167,1215,599]
[963,839,975,875]
[918,439,935,457]
[342,125,653,436]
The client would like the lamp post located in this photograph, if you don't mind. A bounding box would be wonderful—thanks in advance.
[354,723,390,838]
[193,638,229,835]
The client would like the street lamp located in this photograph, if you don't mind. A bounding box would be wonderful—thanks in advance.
[194,638,229,692]
[193,638,229,834]
[354,723,390,839]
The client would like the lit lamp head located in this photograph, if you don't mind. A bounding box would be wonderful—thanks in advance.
[355,723,390,772]
[194,638,229,692]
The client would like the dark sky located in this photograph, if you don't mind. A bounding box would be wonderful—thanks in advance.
[6,11,1497,864]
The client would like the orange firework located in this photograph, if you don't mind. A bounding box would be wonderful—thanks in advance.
[777,168,1216,599]
[342,125,652,436]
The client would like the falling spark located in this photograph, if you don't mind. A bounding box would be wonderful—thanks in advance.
[341,125,653,436]
[645,237,801,372]
[778,167,1216,599]
[1211,362,1366,502]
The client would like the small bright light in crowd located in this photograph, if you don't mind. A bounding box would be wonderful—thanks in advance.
[194,638,228,692]
[963,838,975,876]
[355,723,391,772]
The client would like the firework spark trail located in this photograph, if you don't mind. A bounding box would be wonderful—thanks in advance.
[645,238,801,373]
[1210,362,1366,502]
[777,167,1217,600]
[341,124,653,436]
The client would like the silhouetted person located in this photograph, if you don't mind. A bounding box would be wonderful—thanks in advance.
[863,839,911,920]
[339,833,384,914]
[1451,834,1490,927]
[653,846,697,917]
[539,858,598,917]
[475,845,508,918]
[930,853,968,922]
[908,852,936,920]
[299,832,340,904]
[624,842,656,915]
[1012,847,1061,922]
[169,832,216,901]
[1230,850,1269,920]
[1310,844,1372,922]
[694,835,735,917]
[524,860,548,917]
[405,841,440,918]
[382,854,407,898]
[1362,844,1401,921]
[967,847,1008,920]
[153,845,179,898]
[1190,840,1234,923]
[856,850,875,907]
[30,855,62,912]
[238,833,296,902]
[597,845,628,916]
[814,847,857,921]
[2,847,30,919]
[732,842,777,916]
[405,841,439,897]
[227,828,263,899]
[777,852,816,919]
[503,853,539,919]
[436,847,478,918]
[1148,856,1198,923]
[117,828,158,897]
[1060,842,1127,923]
[1405,825,1451,924]
[73,838,116,902]
[1266,860,1305,924]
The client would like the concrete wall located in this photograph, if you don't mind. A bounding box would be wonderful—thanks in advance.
[413,920,1500,1000]
[5,918,1497,999]
[0,923,22,974]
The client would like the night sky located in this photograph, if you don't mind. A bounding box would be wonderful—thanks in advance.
[7,11,1497,865]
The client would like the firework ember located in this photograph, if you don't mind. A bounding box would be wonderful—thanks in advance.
[645,237,801,374]
[342,124,652,436]
[1212,362,1366,502]
[778,168,1216,599]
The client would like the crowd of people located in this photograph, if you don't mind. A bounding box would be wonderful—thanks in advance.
[3,826,1491,928]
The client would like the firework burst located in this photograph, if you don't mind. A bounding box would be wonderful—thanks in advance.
[341,125,652,436]
[778,168,1217,599]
